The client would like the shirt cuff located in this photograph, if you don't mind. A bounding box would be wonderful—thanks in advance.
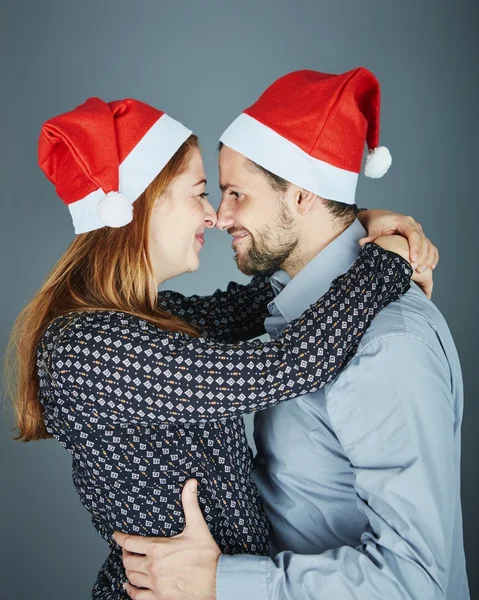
[216,554,270,600]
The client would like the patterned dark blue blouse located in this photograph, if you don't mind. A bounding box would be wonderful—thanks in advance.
[36,244,411,599]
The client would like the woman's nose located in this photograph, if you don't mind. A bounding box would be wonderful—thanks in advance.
[204,200,217,228]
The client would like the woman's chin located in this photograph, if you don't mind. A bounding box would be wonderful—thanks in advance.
[185,255,201,274]
[160,255,201,280]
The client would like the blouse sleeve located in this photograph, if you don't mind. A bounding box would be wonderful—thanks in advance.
[45,244,411,427]
[157,276,274,342]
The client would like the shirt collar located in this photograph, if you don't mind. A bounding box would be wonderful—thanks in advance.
[268,218,367,323]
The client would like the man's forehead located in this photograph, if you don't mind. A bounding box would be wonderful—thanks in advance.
[218,146,255,188]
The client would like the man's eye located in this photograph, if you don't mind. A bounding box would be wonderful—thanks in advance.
[230,191,243,200]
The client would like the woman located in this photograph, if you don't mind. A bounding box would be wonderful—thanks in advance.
[6,97,424,598]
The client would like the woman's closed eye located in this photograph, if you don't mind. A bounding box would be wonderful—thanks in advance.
[198,192,209,200]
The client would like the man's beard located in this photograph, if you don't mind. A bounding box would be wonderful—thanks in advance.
[233,202,299,276]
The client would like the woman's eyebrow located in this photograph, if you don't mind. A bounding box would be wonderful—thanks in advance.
[192,178,207,187]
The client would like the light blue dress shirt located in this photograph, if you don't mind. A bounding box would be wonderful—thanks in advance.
[217,219,469,600]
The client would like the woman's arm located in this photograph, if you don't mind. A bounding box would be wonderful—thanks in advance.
[157,276,274,343]
[358,210,437,298]
[159,213,436,340]
[357,209,439,270]
[44,244,411,427]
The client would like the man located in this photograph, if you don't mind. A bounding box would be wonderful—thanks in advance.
[115,68,468,599]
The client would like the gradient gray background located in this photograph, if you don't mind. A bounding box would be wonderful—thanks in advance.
[1,0,478,598]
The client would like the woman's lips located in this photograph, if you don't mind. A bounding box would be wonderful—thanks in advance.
[195,234,205,246]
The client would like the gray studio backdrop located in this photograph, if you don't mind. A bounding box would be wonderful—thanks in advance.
[1,1,478,598]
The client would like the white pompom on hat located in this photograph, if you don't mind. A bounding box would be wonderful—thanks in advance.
[364,146,392,179]
[96,191,133,228]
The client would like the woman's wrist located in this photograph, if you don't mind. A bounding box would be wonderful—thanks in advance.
[373,234,410,263]
[361,240,413,285]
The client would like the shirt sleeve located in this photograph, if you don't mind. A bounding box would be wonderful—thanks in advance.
[157,276,275,342]
[46,245,411,427]
[216,334,457,600]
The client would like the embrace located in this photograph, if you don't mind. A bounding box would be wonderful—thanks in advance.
[6,67,469,599]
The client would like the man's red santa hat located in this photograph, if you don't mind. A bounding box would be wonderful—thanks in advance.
[38,97,192,233]
[220,67,391,204]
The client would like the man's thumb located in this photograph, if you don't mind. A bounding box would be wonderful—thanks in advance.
[182,479,208,534]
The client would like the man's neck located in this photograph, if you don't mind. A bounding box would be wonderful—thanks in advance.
[281,219,350,279]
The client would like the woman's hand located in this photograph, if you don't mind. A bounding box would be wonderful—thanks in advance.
[358,210,439,274]
[374,235,434,299]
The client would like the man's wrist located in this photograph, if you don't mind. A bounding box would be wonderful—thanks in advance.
[216,554,271,600]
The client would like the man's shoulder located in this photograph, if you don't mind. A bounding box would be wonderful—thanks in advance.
[324,283,462,391]
[357,283,453,357]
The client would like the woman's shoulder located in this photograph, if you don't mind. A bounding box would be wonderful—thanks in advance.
[40,310,175,350]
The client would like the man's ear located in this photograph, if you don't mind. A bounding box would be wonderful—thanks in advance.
[295,188,317,216]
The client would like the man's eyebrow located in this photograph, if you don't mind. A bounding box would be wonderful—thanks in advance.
[219,182,237,192]
[192,179,207,187]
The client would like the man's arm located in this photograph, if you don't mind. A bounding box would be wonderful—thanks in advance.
[217,334,458,600]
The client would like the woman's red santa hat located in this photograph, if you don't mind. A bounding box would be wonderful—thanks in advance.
[38,97,192,233]
[220,67,391,205]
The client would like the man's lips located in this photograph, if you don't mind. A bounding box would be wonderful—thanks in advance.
[231,232,250,245]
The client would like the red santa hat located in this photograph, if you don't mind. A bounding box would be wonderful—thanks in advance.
[38,97,192,233]
[220,67,391,205]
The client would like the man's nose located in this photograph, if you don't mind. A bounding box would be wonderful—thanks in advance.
[216,199,235,231]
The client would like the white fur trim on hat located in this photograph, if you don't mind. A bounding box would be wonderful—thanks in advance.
[220,113,359,204]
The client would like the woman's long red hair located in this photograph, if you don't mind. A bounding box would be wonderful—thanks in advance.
[4,135,199,442]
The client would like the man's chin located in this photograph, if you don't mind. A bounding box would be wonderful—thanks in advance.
[234,251,253,276]
[234,253,265,277]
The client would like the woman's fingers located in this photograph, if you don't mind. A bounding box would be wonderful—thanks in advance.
[122,581,154,600]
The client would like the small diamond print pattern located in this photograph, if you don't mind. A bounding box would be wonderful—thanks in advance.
[157,276,275,342]
[36,244,411,598]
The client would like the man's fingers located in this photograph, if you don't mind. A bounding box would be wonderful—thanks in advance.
[123,581,154,600]
[182,479,210,536]
[114,532,149,555]
[125,570,151,589]
[123,551,149,575]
